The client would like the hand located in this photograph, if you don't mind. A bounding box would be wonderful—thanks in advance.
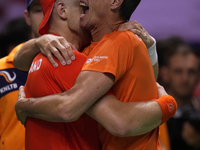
[157,82,168,98]
[15,86,28,125]
[118,20,154,48]
[35,34,76,67]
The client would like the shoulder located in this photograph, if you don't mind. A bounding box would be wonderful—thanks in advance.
[102,31,143,48]
[109,31,141,42]
[73,50,87,59]
[0,56,7,63]
[0,56,13,69]
[54,51,86,71]
[72,50,87,66]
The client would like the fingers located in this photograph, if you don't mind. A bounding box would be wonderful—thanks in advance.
[49,38,69,66]
[59,37,76,64]
[45,47,59,67]
[156,82,168,98]
[118,20,155,48]
[18,86,26,99]
[36,34,76,67]
[118,20,141,31]
[16,86,28,125]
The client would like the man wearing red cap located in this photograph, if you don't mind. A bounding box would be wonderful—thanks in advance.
[15,0,177,149]
[23,0,100,149]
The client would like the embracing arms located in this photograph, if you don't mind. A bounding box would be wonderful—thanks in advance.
[16,79,175,137]
[13,20,158,75]
[14,20,175,137]
[13,35,76,71]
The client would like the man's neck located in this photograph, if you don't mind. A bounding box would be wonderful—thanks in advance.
[90,19,124,42]
[49,26,84,51]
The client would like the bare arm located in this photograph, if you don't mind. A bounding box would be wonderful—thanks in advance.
[16,73,174,138]
[15,71,115,123]
[13,38,40,71]
[86,82,171,137]
[14,20,157,73]
[13,34,76,71]
[118,20,154,49]
[86,95,162,137]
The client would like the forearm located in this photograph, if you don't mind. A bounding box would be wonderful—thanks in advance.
[15,71,114,123]
[16,91,93,122]
[86,95,162,137]
[17,91,99,122]
[17,94,66,122]
[13,38,40,71]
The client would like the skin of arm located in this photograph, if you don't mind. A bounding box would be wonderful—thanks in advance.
[13,20,157,73]
[16,71,115,122]
[86,95,162,137]
[15,21,162,136]
[13,38,40,71]
[16,71,164,137]
[13,34,76,71]
[86,82,167,137]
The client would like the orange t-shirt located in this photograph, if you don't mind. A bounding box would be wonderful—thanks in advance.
[0,44,26,150]
[82,30,161,150]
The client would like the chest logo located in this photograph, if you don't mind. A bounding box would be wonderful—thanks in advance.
[29,59,43,73]
[86,56,108,64]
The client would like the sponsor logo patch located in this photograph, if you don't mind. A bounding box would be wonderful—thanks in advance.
[0,68,27,97]
[86,56,108,64]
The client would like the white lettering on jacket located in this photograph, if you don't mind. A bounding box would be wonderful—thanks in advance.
[0,83,18,94]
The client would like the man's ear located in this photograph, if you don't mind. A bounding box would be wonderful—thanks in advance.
[24,10,31,26]
[110,0,123,10]
[56,2,68,19]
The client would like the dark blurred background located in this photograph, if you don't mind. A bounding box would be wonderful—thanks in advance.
[0,0,200,46]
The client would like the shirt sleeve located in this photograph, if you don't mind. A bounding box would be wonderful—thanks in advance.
[53,51,87,91]
[82,31,143,82]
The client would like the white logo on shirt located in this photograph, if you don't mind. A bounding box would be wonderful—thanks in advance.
[86,58,93,64]
[86,56,108,64]
[29,59,42,73]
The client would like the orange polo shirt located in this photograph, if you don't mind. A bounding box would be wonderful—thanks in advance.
[82,30,161,150]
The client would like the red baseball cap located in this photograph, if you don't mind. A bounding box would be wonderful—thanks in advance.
[38,0,56,35]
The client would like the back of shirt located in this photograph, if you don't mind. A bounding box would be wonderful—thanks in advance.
[24,51,100,150]
[0,44,27,150]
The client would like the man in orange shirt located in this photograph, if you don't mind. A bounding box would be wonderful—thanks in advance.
[15,0,176,149]
[0,0,43,149]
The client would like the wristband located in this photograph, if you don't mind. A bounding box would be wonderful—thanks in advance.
[155,95,177,124]
[147,36,158,66]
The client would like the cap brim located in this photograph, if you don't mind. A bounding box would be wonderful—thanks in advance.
[38,3,54,35]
